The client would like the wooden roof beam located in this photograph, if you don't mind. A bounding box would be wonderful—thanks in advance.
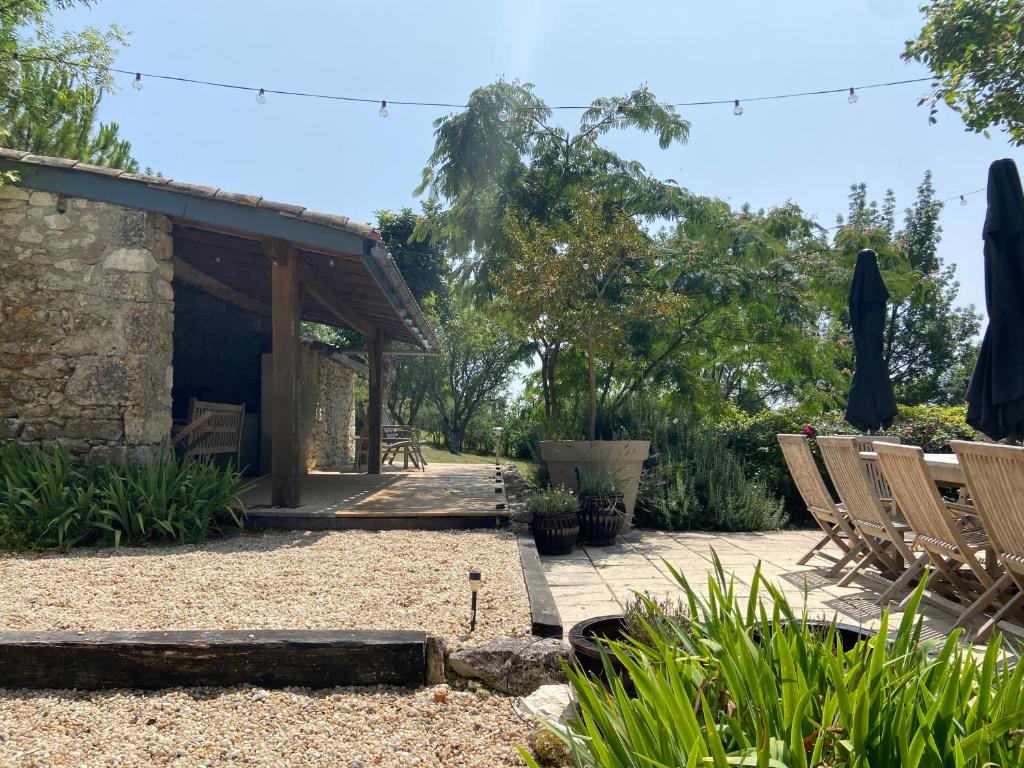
[173,257,270,316]
[299,264,375,338]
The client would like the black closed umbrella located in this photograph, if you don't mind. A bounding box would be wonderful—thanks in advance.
[845,248,898,433]
[966,158,1024,442]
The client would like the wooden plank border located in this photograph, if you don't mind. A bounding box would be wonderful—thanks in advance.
[518,535,563,638]
[0,629,426,690]
[246,514,509,531]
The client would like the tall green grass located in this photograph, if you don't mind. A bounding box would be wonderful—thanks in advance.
[527,556,1024,767]
[0,442,249,550]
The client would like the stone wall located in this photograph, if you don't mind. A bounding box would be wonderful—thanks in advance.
[300,345,358,471]
[0,188,174,462]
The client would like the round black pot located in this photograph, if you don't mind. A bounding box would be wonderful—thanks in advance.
[755,619,876,652]
[531,512,580,555]
[578,493,626,546]
[568,614,629,678]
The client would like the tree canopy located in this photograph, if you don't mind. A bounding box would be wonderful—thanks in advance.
[905,0,1024,144]
[0,0,136,168]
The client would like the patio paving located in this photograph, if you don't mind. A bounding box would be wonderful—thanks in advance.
[541,528,964,640]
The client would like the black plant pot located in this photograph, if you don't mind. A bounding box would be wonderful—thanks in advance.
[532,512,580,555]
[753,619,877,652]
[568,614,628,676]
[578,493,626,546]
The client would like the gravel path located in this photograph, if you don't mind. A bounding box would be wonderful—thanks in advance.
[0,530,531,639]
[0,684,530,767]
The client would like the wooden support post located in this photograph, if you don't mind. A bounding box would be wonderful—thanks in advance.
[270,242,302,507]
[367,326,385,475]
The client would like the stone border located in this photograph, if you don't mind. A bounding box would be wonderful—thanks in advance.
[0,629,426,690]
[518,535,563,638]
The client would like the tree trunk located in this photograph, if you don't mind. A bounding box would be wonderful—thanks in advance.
[587,337,597,441]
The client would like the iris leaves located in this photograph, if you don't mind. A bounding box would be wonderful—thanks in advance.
[526,555,1024,767]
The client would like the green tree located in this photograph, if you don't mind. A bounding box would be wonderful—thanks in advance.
[374,207,449,425]
[4,62,136,169]
[416,79,690,419]
[833,174,981,405]
[905,0,1024,144]
[427,291,529,453]
[0,1,135,168]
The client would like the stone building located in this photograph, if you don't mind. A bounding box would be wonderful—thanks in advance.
[0,151,434,504]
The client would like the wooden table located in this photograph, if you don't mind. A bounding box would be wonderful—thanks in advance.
[860,451,965,486]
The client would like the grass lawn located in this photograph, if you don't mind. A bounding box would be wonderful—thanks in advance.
[421,445,538,479]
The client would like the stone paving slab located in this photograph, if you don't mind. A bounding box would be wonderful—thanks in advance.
[541,528,963,639]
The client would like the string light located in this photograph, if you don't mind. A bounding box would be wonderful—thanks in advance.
[726,247,734,256]
[733,99,743,116]
[1,54,938,114]
[255,88,266,105]
[497,105,509,122]
[5,53,18,75]
[960,195,968,206]
[379,99,388,118]
[847,87,857,104]
[132,72,142,91]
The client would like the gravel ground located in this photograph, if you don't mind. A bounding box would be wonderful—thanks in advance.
[0,684,531,767]
[0,530,531,639]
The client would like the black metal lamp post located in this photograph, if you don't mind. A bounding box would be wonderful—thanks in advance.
[469,569,482,631]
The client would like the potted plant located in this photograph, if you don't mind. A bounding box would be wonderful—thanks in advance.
[576,466,626,546]
[528,486,580,555]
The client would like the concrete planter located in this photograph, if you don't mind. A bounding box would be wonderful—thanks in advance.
[538,440,649,531]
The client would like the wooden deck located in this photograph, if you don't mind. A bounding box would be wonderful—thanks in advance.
[243,462,509,530]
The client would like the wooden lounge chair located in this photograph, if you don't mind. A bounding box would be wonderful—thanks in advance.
[172,398,245,465]
[950,441,1024,640]
[874,441,1003,630]
[777,434,865,574]
[817,436,922,603]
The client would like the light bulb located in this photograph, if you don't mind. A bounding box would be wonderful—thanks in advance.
[733,99,743,116]
[582,262,589,270]
[497,105,509,122]
[960,195,968,207]
[6,53,20,76]
[255,88,266,105]
[329,258,336,267]
[132,73,143,91]
[379,100,388,118]
[726,247,734,256]
[847,87,857,104]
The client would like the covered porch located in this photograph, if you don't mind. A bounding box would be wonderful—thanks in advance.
[0,150,437,508]
[243,462,510,530]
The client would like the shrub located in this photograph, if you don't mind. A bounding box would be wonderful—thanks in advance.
[576,466,619,497]
[526,486,578,517]
[526,559,1024,768]
[612,398,786,532]
[0,442,249,550]
[723,404,978,524]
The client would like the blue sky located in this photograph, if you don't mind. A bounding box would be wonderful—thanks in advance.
[52,0,1023,315]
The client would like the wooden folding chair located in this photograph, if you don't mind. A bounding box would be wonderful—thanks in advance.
[875,442,1004,630]
[172,399,245,465]
[817,436,922,603]
[951,441,1024,640]
[777,434,865,575]
[854,434,900,501]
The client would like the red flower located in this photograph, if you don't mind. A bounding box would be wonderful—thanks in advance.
[802,424,815,437]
